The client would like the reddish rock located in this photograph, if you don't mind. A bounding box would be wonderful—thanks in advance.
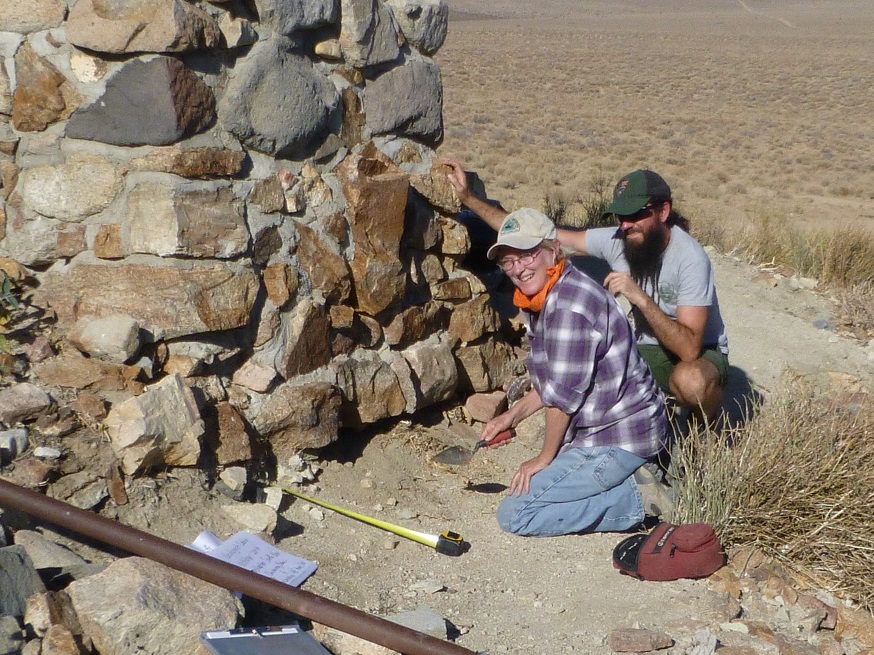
[9,457,53,487]
[330,333,355,357]
[42,623,82,655]
[340,87,364,148]
[12,43,80,132]
[356,315,383,348]
[383,301,446,346]
[37,261,259,339]
[107,463,128,506]
[93,224,124,259]
[33,352,126,391]
[464,390,507,423]
[329,305,355,329]
[438,215,470,255]
[0,160,18,200]
[293,221,351,304]
[708,566,743,599]
[737,621,776,642]
[55,226,87,259]
[262,263,298,308]
[0,139,18,158]
[318,211,349,245]
[409,161,460,214]
[349,249,407,316]
[252,382,342,456]
[432,277,471,301]
[213,402,251,465]
[764,575,799,605]
[817,636,843,655]
[278,299,331,379]
[249,175,286,213]
[455,337,516,393]
[447,294,500,344]
[836,604,874,648]
[337,148,409,314]
[128,147,245,178]
[797,593,837,630]
[24,336,55,363]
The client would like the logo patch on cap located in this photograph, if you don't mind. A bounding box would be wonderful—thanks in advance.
[500,217,521,235]
[615,177,630,196]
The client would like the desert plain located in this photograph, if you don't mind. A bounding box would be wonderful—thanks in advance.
[437,0,874,237]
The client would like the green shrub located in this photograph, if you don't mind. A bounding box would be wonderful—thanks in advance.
[0,271,18,316]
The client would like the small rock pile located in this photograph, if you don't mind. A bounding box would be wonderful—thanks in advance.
[607,547,874,655]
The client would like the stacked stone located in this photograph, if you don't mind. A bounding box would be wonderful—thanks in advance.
[0,0,518,472]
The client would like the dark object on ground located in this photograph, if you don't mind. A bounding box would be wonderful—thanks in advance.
[612,522,725,581]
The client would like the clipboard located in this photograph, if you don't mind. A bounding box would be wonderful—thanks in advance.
[200,624,332,655]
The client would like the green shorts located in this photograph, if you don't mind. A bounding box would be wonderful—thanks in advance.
[637,344,729,393]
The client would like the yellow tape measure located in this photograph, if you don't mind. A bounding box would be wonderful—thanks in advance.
[281,487,469,557]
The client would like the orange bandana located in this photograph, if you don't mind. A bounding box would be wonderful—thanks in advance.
[513,258,566,312]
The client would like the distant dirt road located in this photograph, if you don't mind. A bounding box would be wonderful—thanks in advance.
[735,0,796,28]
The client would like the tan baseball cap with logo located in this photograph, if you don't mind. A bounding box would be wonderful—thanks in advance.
[486,208,557,260]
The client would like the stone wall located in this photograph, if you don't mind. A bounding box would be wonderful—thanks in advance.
[0,0,518,472]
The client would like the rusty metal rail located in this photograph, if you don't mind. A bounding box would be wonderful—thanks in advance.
[0,479,481,655]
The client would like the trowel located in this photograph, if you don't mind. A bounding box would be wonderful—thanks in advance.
[431,428,514,466]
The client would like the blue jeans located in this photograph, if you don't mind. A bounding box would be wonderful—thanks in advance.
[496,446,646,536]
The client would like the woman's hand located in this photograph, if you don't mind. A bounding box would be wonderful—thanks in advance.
[508,455,551,496]
[479,412,515,447]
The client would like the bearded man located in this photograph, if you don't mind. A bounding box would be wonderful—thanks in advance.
[445,161,729,422]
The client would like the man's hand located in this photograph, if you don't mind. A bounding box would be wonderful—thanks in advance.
[605,271,708,363]
[603,271,649,307]
[440,158,472,204]
[508,455,551,496]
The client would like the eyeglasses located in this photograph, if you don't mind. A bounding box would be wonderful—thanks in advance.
[617,202,660,223]
[497,248,542,272]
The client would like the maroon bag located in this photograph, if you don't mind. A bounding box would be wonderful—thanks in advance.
[612,522,725,581]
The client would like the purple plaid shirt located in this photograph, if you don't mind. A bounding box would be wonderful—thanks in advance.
[525,263,667,457]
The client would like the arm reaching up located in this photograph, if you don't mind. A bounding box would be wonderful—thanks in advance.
[443,157,589,254]
[442,158,509,231]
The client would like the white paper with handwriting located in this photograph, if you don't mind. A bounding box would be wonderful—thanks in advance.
[189,531,317,588]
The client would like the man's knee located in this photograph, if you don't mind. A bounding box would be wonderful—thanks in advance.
[670,360,719,400]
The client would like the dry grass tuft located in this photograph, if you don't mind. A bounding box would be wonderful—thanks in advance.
[835,280,874,340]
[671,374,874,610]
[692,212,874,337]
[543,172,615,230]
[694,211,874,287]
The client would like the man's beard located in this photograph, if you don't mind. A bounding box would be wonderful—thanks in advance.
[622,227,664,294]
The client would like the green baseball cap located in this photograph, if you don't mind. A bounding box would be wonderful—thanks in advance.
[602,170,672,217]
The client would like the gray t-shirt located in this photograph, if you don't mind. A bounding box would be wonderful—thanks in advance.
[585,226,729,355]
